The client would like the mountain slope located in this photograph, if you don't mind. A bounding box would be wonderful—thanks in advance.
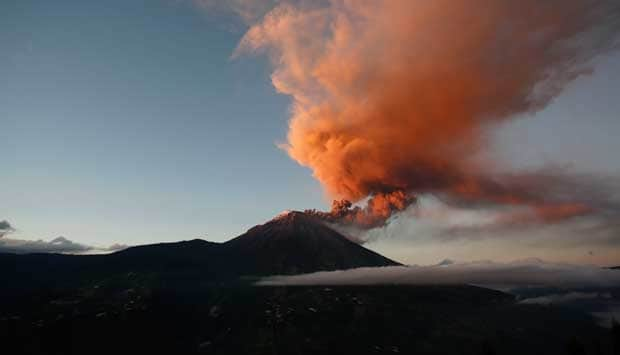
[108,239,221,269]
[223,211,399,275]
[0,211,400,288]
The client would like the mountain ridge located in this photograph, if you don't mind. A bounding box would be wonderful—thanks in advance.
[0,211,400,285]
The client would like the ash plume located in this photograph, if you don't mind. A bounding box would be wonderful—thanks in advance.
[236,0,620,228]
[304,191,416,229]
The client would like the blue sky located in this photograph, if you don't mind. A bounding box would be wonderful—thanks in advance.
[2,0,620,259]
[1,0,324,246]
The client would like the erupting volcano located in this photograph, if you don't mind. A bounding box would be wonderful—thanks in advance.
[236,0,620,229]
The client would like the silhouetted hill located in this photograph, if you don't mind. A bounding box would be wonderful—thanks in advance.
[108,239,221,270]
[105,211,397,276]
[223,211,399,275]
[0,211,399,288]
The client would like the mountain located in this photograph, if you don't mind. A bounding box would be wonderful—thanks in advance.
[3,212,613,355]
[104,210,398,277]
[108,239,221,270]
[0,211,400,287]
[223,211,399,275]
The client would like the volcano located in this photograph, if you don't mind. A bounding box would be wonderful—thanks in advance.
[105,210,399,277]
[0,211,400,286]
[109,210,400,277]
[2,213,612,355]
[223,211,399,275]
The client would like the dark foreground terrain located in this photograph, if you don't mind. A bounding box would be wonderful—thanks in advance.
[1,212,619,354]
[2,277,618,355]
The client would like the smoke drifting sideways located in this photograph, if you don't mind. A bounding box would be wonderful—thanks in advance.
[235,0,620,228]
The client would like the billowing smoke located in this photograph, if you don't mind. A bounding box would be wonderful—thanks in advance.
[236,0,620,228]
[304,191,416,228]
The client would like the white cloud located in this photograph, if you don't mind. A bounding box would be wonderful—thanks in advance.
[0,236,127,254]
[519,292,611,305]
[257,260,620,289]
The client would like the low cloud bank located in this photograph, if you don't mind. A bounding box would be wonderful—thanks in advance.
[519,292,611,305]
[257,260,620,289]
[0,236,127,255]
[0,220,127,254]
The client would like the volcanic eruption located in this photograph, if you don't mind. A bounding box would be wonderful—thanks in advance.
[236,0,620,229]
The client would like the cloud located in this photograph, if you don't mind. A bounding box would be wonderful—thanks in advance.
[437,259,455,266]
[258,259,620,326]
[257,260,620,289]
[519,292,611,305]
[0,220,127,254]
[0,236,127,255]
[0,220,15,238]
[236,0,620,227]
[105,243,129,252]
[194,0,278,24]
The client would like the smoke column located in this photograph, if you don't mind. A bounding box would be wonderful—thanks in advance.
[236,0,620,227]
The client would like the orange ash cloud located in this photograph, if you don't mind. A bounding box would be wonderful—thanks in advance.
[305,191,417,229]
[236,0,620,227]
